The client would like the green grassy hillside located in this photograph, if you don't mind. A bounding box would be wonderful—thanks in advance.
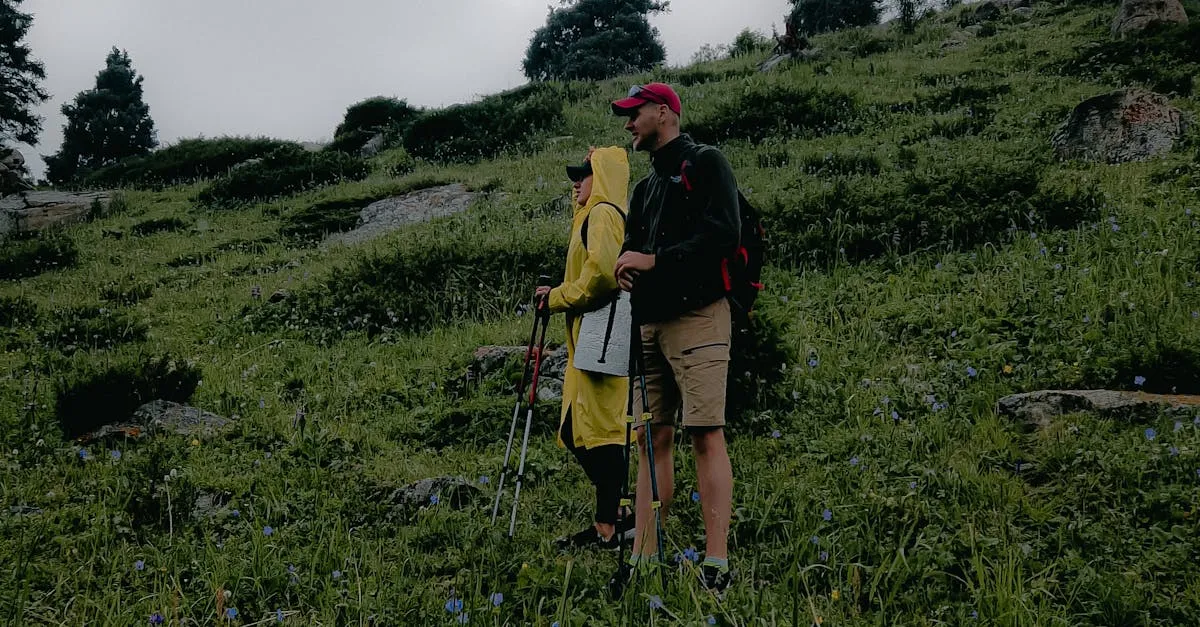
[4,2,1200,624]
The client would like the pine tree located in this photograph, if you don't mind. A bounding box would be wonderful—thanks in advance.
[44,47,157,183]
[523,0,669,82]
[0,0,49,146]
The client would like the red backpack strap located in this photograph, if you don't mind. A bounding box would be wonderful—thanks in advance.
[679,159,694,192]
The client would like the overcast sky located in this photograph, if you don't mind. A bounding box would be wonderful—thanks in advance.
[18,0,792,180]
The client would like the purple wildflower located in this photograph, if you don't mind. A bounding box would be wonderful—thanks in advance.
[822,508,832,522]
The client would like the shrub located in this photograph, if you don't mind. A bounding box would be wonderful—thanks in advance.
[247,228,567,341]
[0,295,38,327]
[402,83,565,163]
[766,155,1100,267]
[84,137,301,188]
[727,304,796,436]
[99,279,155,306]
[1057,22,1200,96]
[130,217,189,237]
[54,353,201,438]
[687,84,859,144]
[196,145,370,207]
[327,97,422,155]
[0,230,79,280]
[39,306,148,353]
[731,28,773,56]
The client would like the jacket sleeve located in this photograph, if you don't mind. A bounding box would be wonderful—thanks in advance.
[549,203,624,313]
[653,148,740,276]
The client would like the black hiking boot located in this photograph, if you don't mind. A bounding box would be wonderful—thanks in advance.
[701,564,733,595]
[607,563,633,600]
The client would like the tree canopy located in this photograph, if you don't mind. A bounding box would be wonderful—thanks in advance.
[523,0,669,82]
[0,0,49,146]
[788,0,881,36]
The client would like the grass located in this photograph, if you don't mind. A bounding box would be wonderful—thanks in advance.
[4,2,1200,624]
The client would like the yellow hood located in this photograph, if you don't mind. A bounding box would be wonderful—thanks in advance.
[577,146,629,214]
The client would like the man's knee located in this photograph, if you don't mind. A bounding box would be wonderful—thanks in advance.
[688,426,725,455]
[637,424,674,452]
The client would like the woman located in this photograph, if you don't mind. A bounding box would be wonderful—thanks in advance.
[535,146,633,549]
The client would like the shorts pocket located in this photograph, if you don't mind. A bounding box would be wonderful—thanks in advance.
[680,342,729,365]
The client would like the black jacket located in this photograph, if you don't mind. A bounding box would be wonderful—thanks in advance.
[622,134,740,323]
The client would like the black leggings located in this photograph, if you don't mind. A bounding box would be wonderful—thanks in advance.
[560,408,625,525]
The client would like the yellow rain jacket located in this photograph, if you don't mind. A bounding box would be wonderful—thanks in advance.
[548,146,631,450]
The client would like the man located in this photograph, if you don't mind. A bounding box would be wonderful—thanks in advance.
[610,82,739,593]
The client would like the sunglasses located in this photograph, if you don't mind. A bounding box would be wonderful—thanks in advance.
[627,84,669,107]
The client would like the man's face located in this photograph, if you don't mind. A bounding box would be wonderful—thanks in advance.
[624,103,663,152]
[573,174,593,206]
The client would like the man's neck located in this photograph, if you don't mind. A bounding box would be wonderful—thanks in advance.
[652,129,682,153]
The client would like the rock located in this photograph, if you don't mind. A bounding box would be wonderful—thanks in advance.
[1052,89,1188,163]
[0,191,111,232]
[360,134,386,158]
[1112,0,1187,38]
[268,289,290,303]
[997,389,1200,430]
[384,476,481,515]
[537,378,563,402]
[965,24,984,34]
[758,49,825,72]
[8,505,42,517]
[324,183,477,246]
[79,400,232,442]
[960,0,1030,25]
[191,491,232,521]
[472,344,568,380]
[0,147,33,195]
[1013,6,1034,17]
[942,38,967,49]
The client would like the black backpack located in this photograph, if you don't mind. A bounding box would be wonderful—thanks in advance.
[679,149,766,320]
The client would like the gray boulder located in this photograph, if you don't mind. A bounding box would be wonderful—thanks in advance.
[360,133,386,158]
[80,400,232,442]
[997,389,1200,430]
[961,0,1030,25]
[1112,0,1187,38]
[383,476,481,517]
[470,344,568,401]
[324,183,477,246]
[0,190,110,232]
[1052,89,1187,164]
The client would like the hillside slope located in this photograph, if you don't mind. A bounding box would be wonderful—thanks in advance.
[3,2,1200,624]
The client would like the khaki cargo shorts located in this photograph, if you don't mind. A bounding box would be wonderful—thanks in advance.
[633,297,731,429]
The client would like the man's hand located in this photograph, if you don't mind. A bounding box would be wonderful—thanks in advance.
[615,251,655,291]
[534,285,551,300]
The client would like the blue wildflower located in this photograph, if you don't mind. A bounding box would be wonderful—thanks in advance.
[967,366,978,378]
[1134,375,1146,386]
[110,450,122,461]
[1083,315,1090,323]
[872,407,882,416]
[891,410,900,421]
[149,614,165,625]
[287,564,296,574]
[479,476,489,484]
[1145,428,1157,441]
[263,526,273,537]
[135,560,145,571]
[971,610,978,619]
[276,609,284,623]
[1175,421,1184,432]
[935,262,943,270]
[259,398,265,409]
[78,449,89,460]
[850,456,859,466]
[332,570,342,580]
[648,595,664,610]
[490,592,503,607]
[231,509,240,518]
[457,613,469,624]
[692,491,701,503]
[771,430,781,439]
[819,550,829,561]
[708,617,717,625]
[1054,263,1062,271]
[430,494,440,505]
[822,508,832,522]
[1170,446,1180,456]
[808,357,819,368]
[225,607,238,620]
[683,547,699,562]
[445,598,463,613]
[1112,223,1120,232]
[1030,232,1037,239]
[811,535,820,545]
[909,481,917,490]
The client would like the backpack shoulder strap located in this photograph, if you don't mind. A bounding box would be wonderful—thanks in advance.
[581,201,626,249]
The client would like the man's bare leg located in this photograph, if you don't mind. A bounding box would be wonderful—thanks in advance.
[692,427,732,560]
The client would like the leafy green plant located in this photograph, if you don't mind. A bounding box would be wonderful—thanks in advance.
[688,83,860,144]
[0,230,79,280]
[54,353,201,438]
[84,137,300,188]
[403,83,565,163]
[196,145,369,207]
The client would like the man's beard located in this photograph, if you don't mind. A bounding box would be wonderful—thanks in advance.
[633,128,659,153]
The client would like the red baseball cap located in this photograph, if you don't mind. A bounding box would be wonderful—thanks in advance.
[611,83,681,116]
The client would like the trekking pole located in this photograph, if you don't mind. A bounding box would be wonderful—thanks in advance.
[635,324,668,568]
[492,275,551,526]
[508,288,552,537]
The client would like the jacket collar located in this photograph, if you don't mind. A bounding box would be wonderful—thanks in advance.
[650,133,694,178]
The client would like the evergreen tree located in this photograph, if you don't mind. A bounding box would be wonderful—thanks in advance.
[523,0,669,82]
[0,0,49,146]
[788,0,882,36]
[45,47,157,183]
